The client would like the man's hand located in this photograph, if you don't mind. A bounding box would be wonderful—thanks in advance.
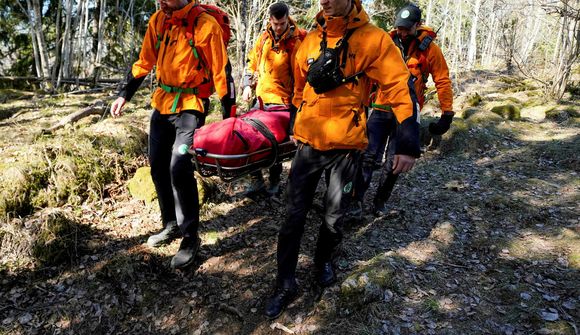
[110,97,126,118]
[428,113,454,135]
[242,86,253,102]
[289,135,298,146]
[392,154,416,175]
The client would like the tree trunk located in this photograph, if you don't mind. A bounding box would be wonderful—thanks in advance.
[59,0,74,86]
[93,0,107,82]
[467,0,481,70]
[425,0,433,26]
[51,0,63,87]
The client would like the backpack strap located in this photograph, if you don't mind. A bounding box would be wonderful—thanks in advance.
[339,29,357,69]
[242,118,279,164]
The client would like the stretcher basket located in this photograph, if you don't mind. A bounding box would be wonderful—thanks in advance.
[189,140,296,182]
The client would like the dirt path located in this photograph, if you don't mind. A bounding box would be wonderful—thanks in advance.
[1,72,579,334]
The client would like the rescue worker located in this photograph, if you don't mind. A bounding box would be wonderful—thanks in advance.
[264,0,421,319]
[109,0,235,269]
[349,3,454,218]
[241,2,306,195]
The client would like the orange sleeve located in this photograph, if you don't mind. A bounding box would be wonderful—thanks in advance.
[366,33,417,124]
[196,14,229,99]
[131,12,162,78]
[291,36,308,108]
[428,43,453,112]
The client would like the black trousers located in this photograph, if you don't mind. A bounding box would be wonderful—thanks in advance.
[149,109,201,238]
[276,144,359,282]
[354,110,398,203]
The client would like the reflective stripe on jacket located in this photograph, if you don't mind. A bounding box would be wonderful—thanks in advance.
[131,2,229,114]
[292,0,419,152]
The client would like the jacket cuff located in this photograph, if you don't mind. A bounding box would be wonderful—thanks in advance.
[395,117,421,158]
[119,70,145,102]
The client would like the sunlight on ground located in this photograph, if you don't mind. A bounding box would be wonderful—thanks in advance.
[505,228,580,268]
[516,126,578,142]
[396,222,455,265]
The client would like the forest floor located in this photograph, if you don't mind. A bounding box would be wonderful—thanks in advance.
[0,70,579,335]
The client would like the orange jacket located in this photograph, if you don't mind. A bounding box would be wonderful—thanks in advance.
[389,26,453,112]
[292,0,420,155]
[244,18,306,105]
[129,2,229,114]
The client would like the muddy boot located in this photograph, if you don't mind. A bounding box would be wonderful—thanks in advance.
[243,173,266,196]
[170,236,201,269]
[146,221,180,248]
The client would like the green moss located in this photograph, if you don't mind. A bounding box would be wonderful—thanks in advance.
[437,114,523,157]
[491,104,521,120]
[539,321,576,335]
[569,252,580,269]
[422,298,441,313]
[0,120,148,217]
[340,253,396,304]
[127,167,157,204]
[467,93,482,107]
[462,107,480,119]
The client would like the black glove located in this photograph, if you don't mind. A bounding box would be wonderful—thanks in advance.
[429,113,454,135]
[220,95,236,118]
[395,117,421,158]
[288,104,298,136]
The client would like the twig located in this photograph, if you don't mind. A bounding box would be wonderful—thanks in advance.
[218,303,243,319]
[42,100,106,134]
[270,322,295,334]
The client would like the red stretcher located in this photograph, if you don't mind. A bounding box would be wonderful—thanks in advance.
[189,106,296,182]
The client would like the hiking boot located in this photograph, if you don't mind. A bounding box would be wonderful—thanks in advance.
[316,262,336,287]
[170,236,200,269]
[344,200,363,222]
[243,176,266,196]
[264,281,298,319]
[146,221,180,248]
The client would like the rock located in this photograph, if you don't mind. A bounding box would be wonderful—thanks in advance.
[127,168,215,204]
[462,107,480,119]
[127,167,157,204]
[562,299,576,310]
[520,105,553,121]
[18,313,33,325]
[540,310,559,321]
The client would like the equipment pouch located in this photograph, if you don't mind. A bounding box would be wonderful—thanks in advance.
[306,47,345,94]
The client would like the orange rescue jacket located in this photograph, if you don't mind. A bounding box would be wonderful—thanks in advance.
[244,18,307,105]
[292,0,419,153]
[130,2,229,114]
[389,26,453,112]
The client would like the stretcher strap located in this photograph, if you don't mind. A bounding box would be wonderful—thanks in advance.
[242,118,279,164]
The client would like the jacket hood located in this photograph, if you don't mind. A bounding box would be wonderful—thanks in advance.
[266,16,300,41]
[315,0,369,37]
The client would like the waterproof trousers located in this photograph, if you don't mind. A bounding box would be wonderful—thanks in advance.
[353,110,398,203]
[276,144,359,282]
[149,109,202,238]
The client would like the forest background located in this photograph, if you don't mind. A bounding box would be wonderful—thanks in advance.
[0,0,579,334]
[0,0,578,99]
